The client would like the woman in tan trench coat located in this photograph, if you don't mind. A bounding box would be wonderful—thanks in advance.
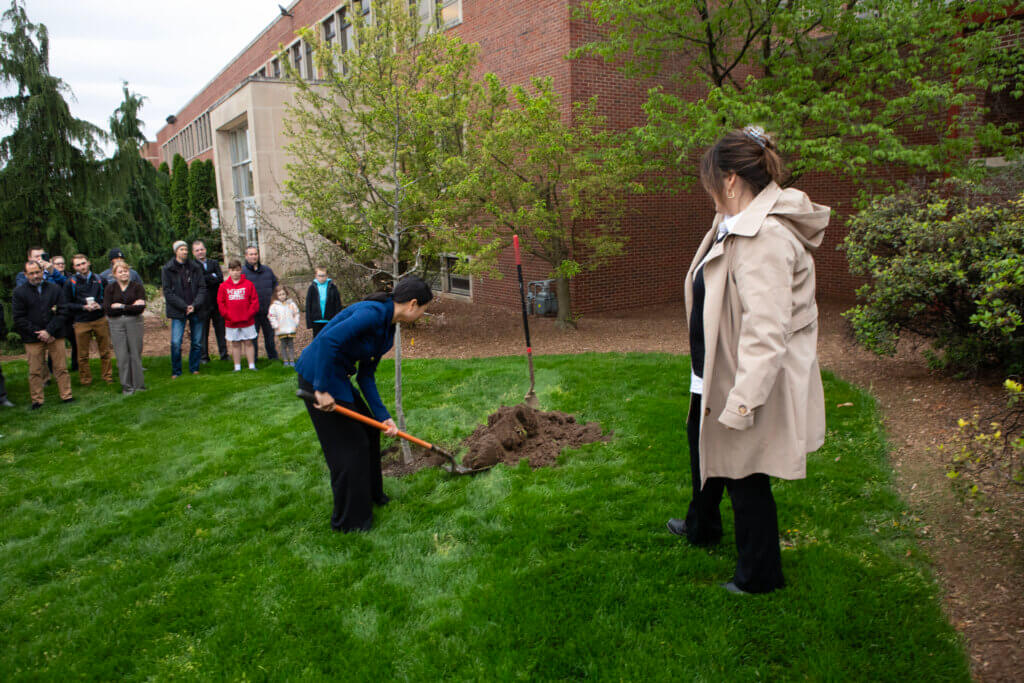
[666,127,828,594]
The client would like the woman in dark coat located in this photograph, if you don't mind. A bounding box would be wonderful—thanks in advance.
[295,276,432,532]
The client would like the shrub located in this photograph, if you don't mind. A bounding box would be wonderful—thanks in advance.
[841,173,1024,376]
[945,379,1024,531]
[170,154,190,236]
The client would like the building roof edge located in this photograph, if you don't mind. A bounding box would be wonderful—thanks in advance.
[159,0,301,138]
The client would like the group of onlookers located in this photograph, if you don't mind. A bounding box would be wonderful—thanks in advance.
[3,242,344,409]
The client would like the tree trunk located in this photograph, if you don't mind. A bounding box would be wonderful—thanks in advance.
[555,276,575,329]
[392,109,413,465]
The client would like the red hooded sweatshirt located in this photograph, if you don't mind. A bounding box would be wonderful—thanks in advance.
[218,274,260,328]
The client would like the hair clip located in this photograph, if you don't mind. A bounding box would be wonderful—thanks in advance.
[743,125,768,149]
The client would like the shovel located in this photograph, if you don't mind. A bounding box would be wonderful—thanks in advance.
[295,389,491,475]
[513,235,539,408]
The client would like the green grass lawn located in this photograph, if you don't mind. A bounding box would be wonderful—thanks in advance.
[0,354,967,681]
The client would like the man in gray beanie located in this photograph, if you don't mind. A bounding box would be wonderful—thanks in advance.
[160,240,207,377]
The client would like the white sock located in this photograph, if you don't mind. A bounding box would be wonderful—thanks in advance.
[234,363,241,371]
[248,363,256,370]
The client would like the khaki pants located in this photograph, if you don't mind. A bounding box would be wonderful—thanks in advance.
[108,315,146,391]
[74,317,113,384]
[25,338,72,404]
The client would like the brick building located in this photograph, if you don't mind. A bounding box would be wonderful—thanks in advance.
[155,0,890,312]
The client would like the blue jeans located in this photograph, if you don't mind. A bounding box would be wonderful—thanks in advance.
[170,314,204,376]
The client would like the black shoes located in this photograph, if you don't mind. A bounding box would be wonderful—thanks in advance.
[666,518,688,537]
[62,397,75,404]
[374,493,391,506]
[31,402,43,410]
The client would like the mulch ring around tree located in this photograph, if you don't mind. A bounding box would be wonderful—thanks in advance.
[381,403,611,477]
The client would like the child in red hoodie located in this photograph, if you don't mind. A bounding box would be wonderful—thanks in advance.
[217,259,260,371]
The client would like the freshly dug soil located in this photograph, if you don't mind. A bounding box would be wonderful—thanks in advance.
[380,403,608,477]
[461,403,608,469]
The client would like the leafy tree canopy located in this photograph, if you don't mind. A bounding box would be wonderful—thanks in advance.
[576,0,1024,188]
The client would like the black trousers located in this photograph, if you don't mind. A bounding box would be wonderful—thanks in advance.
[201,307,228,360]
[311,322,328,338]
[684,393,785,593]
[252,311,278,360]
[299,376,385,532]
[0,362,7,401]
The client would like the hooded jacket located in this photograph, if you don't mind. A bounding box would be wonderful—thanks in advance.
[242,261,278,315]
[683,182,828,484]
[161,257,208,319]
[12,280,68,343]
[305,278,343,327]
[217,275,260,328]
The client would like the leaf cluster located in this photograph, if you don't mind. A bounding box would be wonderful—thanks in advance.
[577,0,1024,186]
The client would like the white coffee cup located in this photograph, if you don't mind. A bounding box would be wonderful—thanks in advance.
[85,296,95,305]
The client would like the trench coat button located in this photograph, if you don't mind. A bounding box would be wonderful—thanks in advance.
[704,407,711,416]
[738,405,748,416]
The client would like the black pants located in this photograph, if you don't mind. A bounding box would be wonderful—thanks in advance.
[67,329,78,371]
[311,322,328,338]
[252,311,278,360]
[299,376,385,532]
[684,393,785,593]
[201,307,228,360]
[0,362,7,401]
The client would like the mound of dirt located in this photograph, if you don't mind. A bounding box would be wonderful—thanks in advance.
[379,403,609,476]
[461,403,608,469]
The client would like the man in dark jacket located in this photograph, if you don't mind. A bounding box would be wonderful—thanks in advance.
[63,253,113,386]
[0,303,14,407]
[305,267,343,337]
[13,261,73,408]
[242,246,279,360]
[192,240,228,362]
[161,240,208,377]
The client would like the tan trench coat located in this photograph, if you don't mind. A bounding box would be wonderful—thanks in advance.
[684,182,828,485]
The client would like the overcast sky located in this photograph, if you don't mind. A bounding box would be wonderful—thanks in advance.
[3,0,290,155]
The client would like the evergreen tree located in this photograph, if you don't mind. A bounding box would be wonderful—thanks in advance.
[157,161,171,212]
[169,154,189,236]
[100,83,173,278]
[0,0,108,283]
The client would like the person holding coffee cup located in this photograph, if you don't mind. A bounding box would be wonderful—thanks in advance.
[63,254,113,385]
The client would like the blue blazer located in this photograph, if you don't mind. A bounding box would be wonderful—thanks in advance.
[295,299,395,421]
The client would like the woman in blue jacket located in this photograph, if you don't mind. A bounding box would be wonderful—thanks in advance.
[295,276,433,532]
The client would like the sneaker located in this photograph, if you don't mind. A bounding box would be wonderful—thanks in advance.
[0,398,14,408]
[31,402,43,410]
[122,389,134,396]
[171,375,180,380]
[191,371,200,375]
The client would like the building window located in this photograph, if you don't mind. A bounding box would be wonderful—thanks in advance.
[271,57,281,79]
[291,42,302,77]
[304,39,315,79]
[257,66,267,79]
[355,0,370,16]
[229,126,257,247]
[339,8,352,74]
[323,16,335,45]
[442,254,470,296]
[439,0,461,28]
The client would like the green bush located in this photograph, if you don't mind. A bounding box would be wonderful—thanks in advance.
[841,173,1024,376]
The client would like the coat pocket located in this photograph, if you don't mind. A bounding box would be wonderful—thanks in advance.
[785,304,818,339]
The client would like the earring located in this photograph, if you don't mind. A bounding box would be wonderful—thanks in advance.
[726,189,736,199]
